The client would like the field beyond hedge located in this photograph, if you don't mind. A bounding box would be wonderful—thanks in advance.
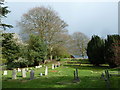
[1,59,120,88]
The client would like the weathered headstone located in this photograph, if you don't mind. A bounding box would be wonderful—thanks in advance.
[52,64,54,69]
[12,69,17,79]
[17,68,21,72]
[3,70,7,75]
[45,66,48,75]
[30,70,34,80]
[73,68,80,82]
[22,68,26,78]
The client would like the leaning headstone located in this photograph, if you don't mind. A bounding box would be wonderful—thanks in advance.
[3,70,7,75]
[45,66,48,75]
[22,68,26,78]
[73,68,80,82]
[52,64,54,69]
[30,70,34,80]
[17,68,21,72]
[12,69,17,79]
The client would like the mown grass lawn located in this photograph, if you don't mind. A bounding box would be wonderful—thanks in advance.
[1,59,120,88]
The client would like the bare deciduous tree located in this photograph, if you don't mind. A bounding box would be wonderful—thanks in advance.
[68,32,89,57]
[17,6,68,60]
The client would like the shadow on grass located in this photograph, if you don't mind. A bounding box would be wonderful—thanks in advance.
[2,75,108,88]
[63,65,110,71]
[2,72,120,88]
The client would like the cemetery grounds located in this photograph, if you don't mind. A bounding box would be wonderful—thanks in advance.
[1,59,120,88]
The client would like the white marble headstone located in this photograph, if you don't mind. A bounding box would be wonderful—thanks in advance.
[30,70,34,80]
[52,64,54,69]
[18,68,21,72]
[40,73,43,76]
[12,69,17,79]
[45,66,48,75]
[3,70,7,75]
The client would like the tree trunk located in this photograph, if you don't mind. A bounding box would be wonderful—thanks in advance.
[50,47,53,60]
[50,55,53,60]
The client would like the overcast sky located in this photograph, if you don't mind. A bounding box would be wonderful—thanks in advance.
[3,1,118,38]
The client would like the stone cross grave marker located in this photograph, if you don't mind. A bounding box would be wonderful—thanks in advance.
[22,68,26,78]
[45,66,48,75]
[12,69,17,79]
[30,70,34,80]
[52,64,54,69]
[73,68,80,82]
[3,70,7,75]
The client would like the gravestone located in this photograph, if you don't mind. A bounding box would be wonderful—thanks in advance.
[3,70,7,75]
[45,66,48,75]
[40,73,43,76]
[17,68,21,72]
[73,68,80,82]
[12,69,17,79]
[30,70,34,80]
[22,68,26,78]
[52,64,54,69]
